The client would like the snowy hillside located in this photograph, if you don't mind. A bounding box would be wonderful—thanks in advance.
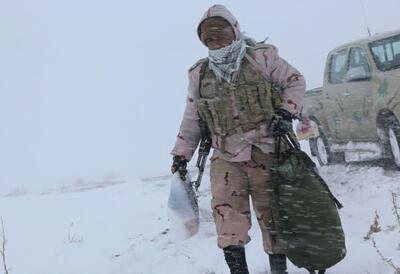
[2,1,400,274]
[0,160,399,274]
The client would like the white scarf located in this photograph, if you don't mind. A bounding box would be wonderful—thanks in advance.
[208,37,247,83]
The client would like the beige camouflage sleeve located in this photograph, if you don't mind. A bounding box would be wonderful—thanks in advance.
[170,65,202,161]
[262,46,306,116]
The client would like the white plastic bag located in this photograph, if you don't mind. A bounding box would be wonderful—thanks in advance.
[296,117,320,140]
[167,173,199,239]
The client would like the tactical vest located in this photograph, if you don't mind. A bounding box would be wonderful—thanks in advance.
[196,53,281,139]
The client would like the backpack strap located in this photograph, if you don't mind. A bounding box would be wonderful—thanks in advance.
[245,42,277,81]
[198,58,208,85]
[189,58,209,98]
[189,58,208,73]
[244,53,267,78]
[189,57,208,89]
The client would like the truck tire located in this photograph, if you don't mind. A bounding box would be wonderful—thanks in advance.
[310,130,344,166]
[386,116,400,169]
[309,138,317,157]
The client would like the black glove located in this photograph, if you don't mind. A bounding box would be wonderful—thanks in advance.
[171,155,188,181]
[269,108,294,137]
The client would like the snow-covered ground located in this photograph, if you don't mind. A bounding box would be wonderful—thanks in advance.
[0,158,399,274]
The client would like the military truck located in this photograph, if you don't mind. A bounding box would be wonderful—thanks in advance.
[302,29,400,168]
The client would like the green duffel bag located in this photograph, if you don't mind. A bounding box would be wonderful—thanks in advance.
[269,134,346,274]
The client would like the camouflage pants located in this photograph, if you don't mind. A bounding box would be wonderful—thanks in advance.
[210,146,283,254]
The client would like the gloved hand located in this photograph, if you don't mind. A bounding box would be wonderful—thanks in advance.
[269,108,294,137]
[171,155,188,181]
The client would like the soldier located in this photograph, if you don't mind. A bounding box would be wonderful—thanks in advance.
[171,5,305,274]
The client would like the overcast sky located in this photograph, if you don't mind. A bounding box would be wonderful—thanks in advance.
[0,0,399,190]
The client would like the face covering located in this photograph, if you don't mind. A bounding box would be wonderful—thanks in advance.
[208,37,247,83]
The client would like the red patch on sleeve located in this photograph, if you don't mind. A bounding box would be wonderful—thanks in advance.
[188,97,194,103]
[287,73,301,83]
[287,99,298,110]
[177,133,185,140]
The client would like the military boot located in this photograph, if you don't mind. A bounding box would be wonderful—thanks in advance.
[223,245,249,274]
[269,254,288,274]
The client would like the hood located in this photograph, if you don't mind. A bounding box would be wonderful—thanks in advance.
[197,4,241,46]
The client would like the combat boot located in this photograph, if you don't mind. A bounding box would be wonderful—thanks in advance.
[269,254,288,274]
[223,245,249,274]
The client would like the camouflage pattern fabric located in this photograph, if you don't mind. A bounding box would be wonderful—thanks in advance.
[197,55,277,139]
[210,146,283,254]
[268,140,346,271]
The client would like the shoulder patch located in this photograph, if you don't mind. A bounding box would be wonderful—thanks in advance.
[189,58,208,72]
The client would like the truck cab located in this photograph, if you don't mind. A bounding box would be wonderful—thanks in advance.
[302,29,400,168]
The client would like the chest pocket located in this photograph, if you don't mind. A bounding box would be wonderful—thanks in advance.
[196,59,279,137]
[199,74,218,98]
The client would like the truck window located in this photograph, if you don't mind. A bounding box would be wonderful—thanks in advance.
[348,47,370,74]
[369,34,400,71]
[328,50,348,84]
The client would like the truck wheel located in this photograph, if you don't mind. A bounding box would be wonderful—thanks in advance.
[311,130,344,166]
[315,133,330,166]
[387,117,400,168]
[309,138,317,157]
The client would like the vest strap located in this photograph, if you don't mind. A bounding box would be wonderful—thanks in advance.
[244,53,270,81]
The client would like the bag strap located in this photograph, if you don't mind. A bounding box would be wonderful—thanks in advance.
[316,174,344,209]
[277,133,344,209]
[244,53,271,81]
